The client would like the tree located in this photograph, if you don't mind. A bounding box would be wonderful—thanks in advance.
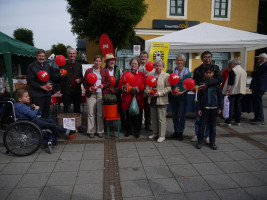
[66,0,148,49]
[51,43,67,57]
[13,28,34,46]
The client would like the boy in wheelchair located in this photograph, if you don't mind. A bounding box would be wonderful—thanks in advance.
[14,89,77,138]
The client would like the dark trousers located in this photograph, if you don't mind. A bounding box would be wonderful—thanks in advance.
[195,105,209,137]
[117,91,126,129]
[33,118,67,138]
[170,94,187,133]
[225,94,242,124]
[252,90,265,121]
[144,96,151,128]
[198,109,217,144]
[62,90,81,113]
[125,110,143,136]
[31,96,51,118]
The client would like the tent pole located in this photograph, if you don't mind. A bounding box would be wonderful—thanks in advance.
[3,53,14,97]
[240,48,247,71]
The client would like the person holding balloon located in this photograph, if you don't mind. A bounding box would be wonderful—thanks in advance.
[169,54,191,141]
[58,48,83,113]
[26,49,53,118]
[118,58,145,138]
[83,55,111,138]
[146,59,171,143]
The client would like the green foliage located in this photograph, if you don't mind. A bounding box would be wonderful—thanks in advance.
[67,0,147,49]
[103,93,117,105]
[13,28,34,46]
[51,43,67,57]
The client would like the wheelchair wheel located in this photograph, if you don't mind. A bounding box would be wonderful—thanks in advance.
[3,120,42,156]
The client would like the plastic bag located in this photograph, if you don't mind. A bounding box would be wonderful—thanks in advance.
[223,96,230,119]
[129,95,139,115]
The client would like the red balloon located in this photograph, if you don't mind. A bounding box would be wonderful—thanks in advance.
[110,76,116,87]
[86,73,97,84]
[55,55,66,67]
[146,76,157,87]
[124,73,134,85]
[183,78,195,90]
[145,61,154,72]
[168,73,180,85]
[37,70,49,82]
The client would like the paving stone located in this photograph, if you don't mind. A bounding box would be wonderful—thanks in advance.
[82,150,104,160]
[170,164,199,177]
[164,154,189,166]
[176,176,211,192]
[0,153,14,164]
[186,190,220,200]
[116,142,136,150]
[137,147,161,157]
[215,138,229,144]
[140,156,166,168]
[225,150,253,161]
[149,178,182,194]
[76,170,103,184]
[252,171,267,183]
[223,137,245,143]
[244,185,267,200]
[193,163,224,175]
[118,157,142,168]
[124,196,155,200]
[184,153,211,164]
[54,160,80,172]
[232,142,260,150]
[36,152,61,162]
[205,152,233,162]
[215,188,254,200]
[152,140,176,148]
[63,144,85,152]
[121,180,153,198]
[46,171,77,186]
[17,173,50,188]
[0,174,22,189]
[11,154,38,163]
[49,144,65,153]
[40,185,73,200]
[0,163,6,172]
[135,141,156,149]
[177,146,203,154]
[60,151,83,161]
[0,189,11,200]
[216,161,248,173]
[228,172,265,187]
[203,174,239,190]
[120,167,147,181]
[1,162,31,174]
[217,143,240,152]
[157,146,180,156]
[238,159,267,171]
[79,159,104,171]
[27,161,56,173]
[117,148,139,158]
[155,193,187,200]
[8,187,43,200]
[144,165,173,179]
[171,140,193,147]
[245,149,267,159]
[72,183,103,200]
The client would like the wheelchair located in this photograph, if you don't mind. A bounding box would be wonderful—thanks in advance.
[0,98,57,156]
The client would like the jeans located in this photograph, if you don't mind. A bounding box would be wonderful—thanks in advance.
[170,94,187,133]
[225,94,242,124]
[198,109,217,143]
[195,107,209,137]
[252,90,265,121]
[62,90,81,113]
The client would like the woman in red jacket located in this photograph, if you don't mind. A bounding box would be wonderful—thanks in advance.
[83,55,110,138]
[118,58,145,138]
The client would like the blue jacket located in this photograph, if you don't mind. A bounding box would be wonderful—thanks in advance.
[14,103,40,121]
[250,61,267,92]
[197,79,223,110]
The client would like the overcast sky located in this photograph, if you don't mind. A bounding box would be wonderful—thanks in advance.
[0,0,77,50]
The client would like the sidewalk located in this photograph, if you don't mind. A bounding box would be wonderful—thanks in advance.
[0,96,267,200]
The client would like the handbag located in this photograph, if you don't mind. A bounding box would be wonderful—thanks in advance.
[223,96,230,119]
[129,95,139,115]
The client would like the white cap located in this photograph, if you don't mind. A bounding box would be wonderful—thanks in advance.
[255,53,267,59]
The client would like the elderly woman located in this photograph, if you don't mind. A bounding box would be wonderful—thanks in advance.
[146,59,171,143]
[118,58,145,138]
[169,54,191,141]
[83,55,110,138]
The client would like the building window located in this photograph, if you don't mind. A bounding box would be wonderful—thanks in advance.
[211,0,231,21]
[167,0,188,19]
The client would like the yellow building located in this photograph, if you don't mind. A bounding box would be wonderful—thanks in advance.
[86,0,259,72]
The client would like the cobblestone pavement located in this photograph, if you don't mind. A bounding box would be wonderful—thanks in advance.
[0,96,267,200]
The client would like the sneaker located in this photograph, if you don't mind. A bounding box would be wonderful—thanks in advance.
[233,122,241,126]
[196,142,202,149]
[149,133,158,139]
[89,134,94,138]
[205,136,210,144]
[98,133,103,138]
[191,135,197,142]
[220,122,231,127]
[210,143,217,150]
[157,136,165,143]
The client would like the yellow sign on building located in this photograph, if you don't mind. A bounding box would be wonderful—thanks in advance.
[149,42,170,72]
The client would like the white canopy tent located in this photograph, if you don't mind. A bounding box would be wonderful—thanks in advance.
[145,22,267,70]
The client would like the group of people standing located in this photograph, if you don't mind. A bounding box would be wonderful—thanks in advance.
[23,48,267,150]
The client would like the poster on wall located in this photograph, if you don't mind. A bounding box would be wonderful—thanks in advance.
[82,64,93,76]
[149,42,170,72]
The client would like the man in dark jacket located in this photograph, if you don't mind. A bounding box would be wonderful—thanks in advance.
[250,53,267,125]
[27,49,53,118]
[192,51,223,143]
[59,48,83,113]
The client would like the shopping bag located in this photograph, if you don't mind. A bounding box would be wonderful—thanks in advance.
[129,95,139,115]
[223,96,230,119]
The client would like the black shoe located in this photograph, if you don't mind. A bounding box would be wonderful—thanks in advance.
[134,131,140,138]
[177,133,184,141]
[196,142,202,149]
[250,119,257,122]
[210,143,217,150]
[252,121,265,125]
[125,133,130,137]
[169,132,179,139]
